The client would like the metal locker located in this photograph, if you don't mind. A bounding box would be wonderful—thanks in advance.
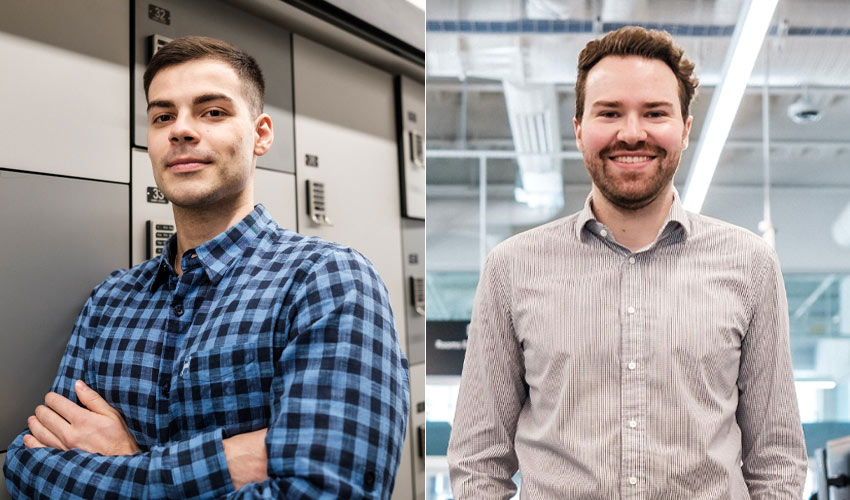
[132,0,295,174]
[0,451,8,500]
[395,76,425,221]
[0,0,129,183]
[0,170,129,450]
[409,362,426,500]
[402,219,426,365]
[131,149,175,265]
[254,167,298,232]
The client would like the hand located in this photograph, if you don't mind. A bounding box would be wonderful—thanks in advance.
[222,428,269,490]
[24,379,141,456]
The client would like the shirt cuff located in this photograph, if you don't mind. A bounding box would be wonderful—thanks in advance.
[150,427,235,499]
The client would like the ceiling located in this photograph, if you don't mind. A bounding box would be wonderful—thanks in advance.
[426,0,850,274]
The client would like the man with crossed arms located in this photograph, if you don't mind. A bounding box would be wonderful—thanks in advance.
[5,36,409,499]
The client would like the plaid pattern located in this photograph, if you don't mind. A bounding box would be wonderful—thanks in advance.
[4,205,410,499]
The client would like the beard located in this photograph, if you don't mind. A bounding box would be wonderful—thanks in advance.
[583,141,681,210]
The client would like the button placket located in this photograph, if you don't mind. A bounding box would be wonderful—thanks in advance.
[621,249,644,498]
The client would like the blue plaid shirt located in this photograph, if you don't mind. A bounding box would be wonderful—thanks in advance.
[4,205,410,499]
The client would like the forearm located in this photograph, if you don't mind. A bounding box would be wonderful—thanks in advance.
[447,251,524,499]
[447,354,524,500]
[738,251,807,498]
[223,475,386,499]
[4,428,233,500]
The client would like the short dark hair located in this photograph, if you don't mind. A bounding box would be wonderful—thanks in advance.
[575,26,697,122]
[143,35,265,116]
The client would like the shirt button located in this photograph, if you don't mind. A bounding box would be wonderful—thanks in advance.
[628,361,637,370]
[161,383,170,397]
[600,229,608,237]
[629,420,637,428]
[173,303,184,316]
[627,306,635,314]
[628,257,636,264]
[629,477,638,485]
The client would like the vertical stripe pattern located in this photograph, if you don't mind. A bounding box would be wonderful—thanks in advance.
[447,193,807,500]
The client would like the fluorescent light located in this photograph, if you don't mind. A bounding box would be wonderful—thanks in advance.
[682,0,778,213]
[795,380,837,390]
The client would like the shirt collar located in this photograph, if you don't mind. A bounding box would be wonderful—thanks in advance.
[575,188,691,242]
[150,204,274,292]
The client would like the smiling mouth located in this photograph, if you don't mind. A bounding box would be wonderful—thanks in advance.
[610,155,655,164]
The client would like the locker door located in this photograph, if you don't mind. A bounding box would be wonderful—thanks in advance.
[0,451,8,499]
[396,76,425,221]
[402,219,426,499]
[0,170,129,449]
[409,362,426,500]
[131,148,174,265]
[402,220,426,365]
[254,167,298,232]
[292,34,410,499]
[0,0,129,182]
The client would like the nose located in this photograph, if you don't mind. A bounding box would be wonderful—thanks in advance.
[617,113,647,145]
[168,114,199,144]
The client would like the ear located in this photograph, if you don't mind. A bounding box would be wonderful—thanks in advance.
[682,115,693,150]
[253,113,274,156]
[573,116,583,151]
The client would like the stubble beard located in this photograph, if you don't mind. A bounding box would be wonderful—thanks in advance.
[584,142,681,211]
[156,149,251,210]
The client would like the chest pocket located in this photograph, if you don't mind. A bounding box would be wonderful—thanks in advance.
[172,343,269,435]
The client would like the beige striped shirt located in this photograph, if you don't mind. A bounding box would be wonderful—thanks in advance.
[447,193,807,499]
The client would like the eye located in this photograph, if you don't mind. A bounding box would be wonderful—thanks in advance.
[599,111,619,118]
[151,114,172,124]
[203,109,226,118]
[646,111,667,118]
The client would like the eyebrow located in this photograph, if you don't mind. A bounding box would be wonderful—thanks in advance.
[590,100,622,108]
[590,100,675,109]
[147,93,234,112]
[644,101,675,108]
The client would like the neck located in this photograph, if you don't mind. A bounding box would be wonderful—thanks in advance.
[172,194,254,275]
[590,185,674,252]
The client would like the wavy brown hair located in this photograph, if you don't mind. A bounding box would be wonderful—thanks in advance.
[575,26,697,122]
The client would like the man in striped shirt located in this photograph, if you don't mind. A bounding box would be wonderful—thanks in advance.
[448,26,807,499]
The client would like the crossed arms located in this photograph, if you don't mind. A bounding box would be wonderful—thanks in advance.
[24,380,269,490]
[4,251,410,499]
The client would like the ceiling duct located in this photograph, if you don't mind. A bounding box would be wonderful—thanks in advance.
[502,80,565,212]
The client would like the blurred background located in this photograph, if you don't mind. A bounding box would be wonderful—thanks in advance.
[424,1,850,498]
